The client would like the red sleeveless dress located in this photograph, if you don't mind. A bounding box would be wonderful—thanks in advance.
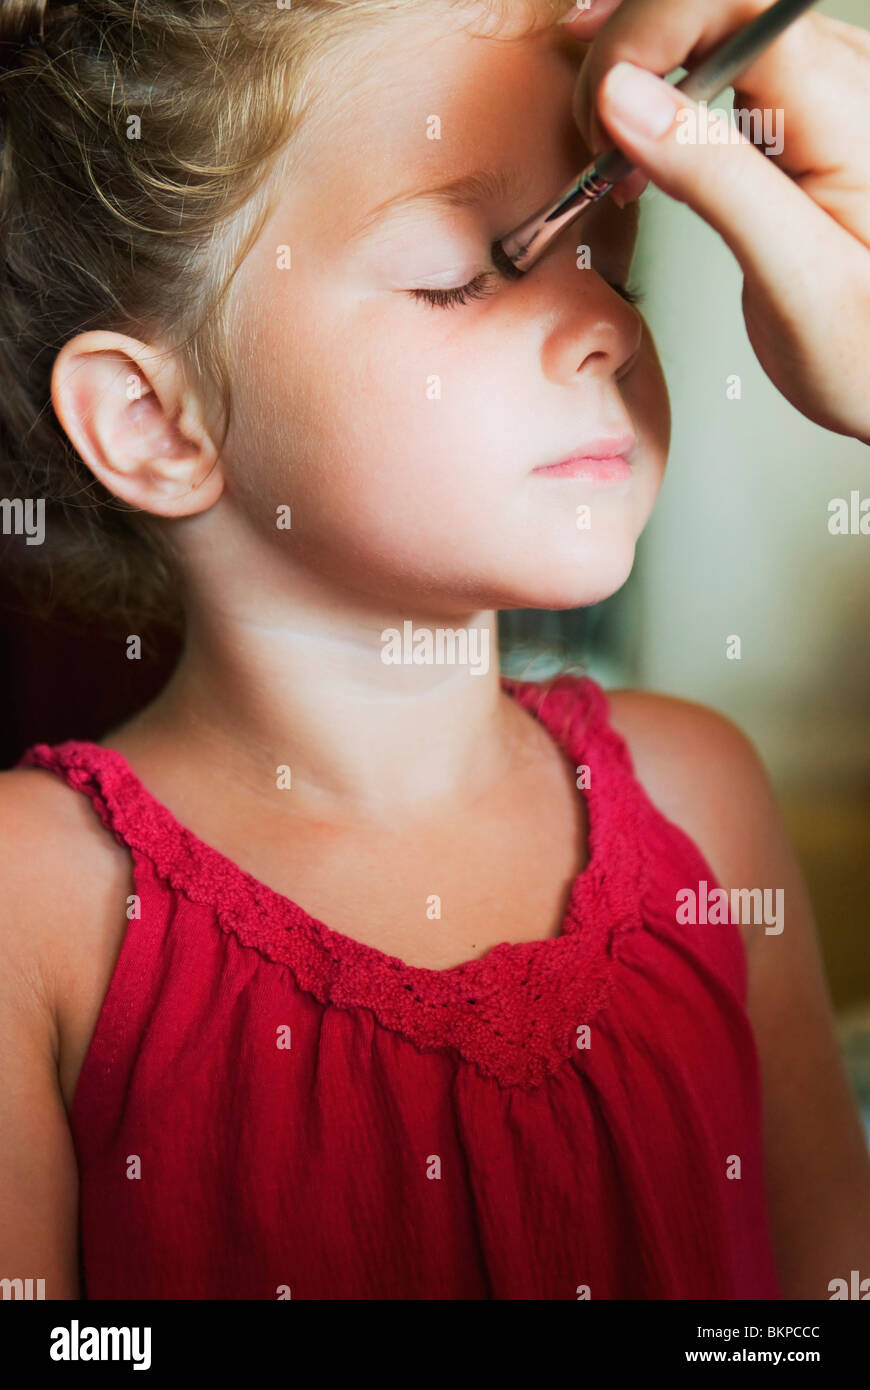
[17,674,782,1300]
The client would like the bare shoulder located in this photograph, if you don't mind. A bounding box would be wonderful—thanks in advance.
[0,763,134,1299]
[0,762,132,925]
[605,686,770,811]
[0,765,133,1105]
[604,688,782,948]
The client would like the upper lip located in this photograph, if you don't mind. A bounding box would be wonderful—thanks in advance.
[535,432,637,469]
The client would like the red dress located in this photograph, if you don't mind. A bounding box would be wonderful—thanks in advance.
[17,674,782,1300]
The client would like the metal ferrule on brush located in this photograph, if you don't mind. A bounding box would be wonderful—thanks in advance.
[499,149,634,274]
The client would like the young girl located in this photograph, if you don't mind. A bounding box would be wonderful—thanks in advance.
[2,0,869,1302]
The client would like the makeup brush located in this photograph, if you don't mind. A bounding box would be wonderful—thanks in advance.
[491,0,820,279]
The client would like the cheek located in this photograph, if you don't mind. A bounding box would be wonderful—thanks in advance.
[226,295,509,566]
[291,306,511,498]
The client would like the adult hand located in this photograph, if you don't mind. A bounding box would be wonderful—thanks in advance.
[562,0,870,445]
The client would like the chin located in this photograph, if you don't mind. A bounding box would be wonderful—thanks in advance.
[500,534,638,612]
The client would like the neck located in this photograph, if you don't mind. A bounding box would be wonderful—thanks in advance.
[131,578,531,826]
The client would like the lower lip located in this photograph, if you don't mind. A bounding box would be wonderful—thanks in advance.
[533,456,632,483]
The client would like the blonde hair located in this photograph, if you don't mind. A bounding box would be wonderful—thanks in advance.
[0,0,568,640]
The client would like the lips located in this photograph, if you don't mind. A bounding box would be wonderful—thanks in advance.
[534,432,637,473]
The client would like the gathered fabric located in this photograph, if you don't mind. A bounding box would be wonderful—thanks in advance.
[18,674,781,1300]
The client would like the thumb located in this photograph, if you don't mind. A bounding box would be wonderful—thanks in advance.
[595,60,813,279]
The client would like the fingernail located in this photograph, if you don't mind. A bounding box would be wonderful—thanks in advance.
[604,61,677,139]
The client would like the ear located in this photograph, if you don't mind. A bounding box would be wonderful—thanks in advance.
[51,331,224,517]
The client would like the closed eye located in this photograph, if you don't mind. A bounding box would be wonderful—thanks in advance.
[409,272,643,310]
[409,272,499,310]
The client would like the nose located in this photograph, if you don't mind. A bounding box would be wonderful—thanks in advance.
[538,269,645,387]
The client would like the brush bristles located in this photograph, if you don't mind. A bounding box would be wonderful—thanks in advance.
[490,240,526,280]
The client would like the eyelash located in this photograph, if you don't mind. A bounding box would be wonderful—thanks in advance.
[409,272,644,311]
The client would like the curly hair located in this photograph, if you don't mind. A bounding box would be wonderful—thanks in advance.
[0,0,569,642]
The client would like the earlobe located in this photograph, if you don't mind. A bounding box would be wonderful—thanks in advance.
[50,330,224,517]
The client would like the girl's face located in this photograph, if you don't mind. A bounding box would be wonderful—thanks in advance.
[222,8,670,616]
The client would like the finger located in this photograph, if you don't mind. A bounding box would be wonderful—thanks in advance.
[573,0,793,158]
[595,61,866,300]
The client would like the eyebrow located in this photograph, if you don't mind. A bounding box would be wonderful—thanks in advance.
[347,167,527,242]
